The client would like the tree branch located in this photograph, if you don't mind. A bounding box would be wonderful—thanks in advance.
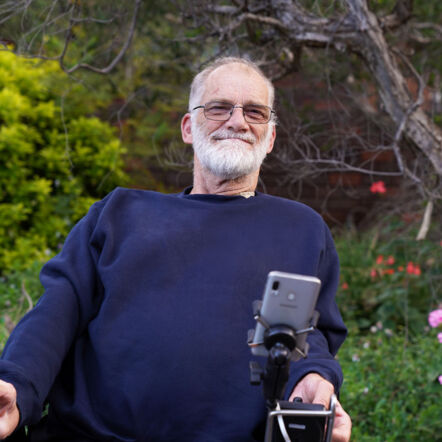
[416,200,433,240]
[344,0,442,176]
[62,0,141,74]
[380,0,413,30]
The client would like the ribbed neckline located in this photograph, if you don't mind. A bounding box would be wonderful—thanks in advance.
[179,186,259,202]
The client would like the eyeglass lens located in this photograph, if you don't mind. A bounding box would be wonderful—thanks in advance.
[204,101,271,123]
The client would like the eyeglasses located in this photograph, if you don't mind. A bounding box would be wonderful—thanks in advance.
[192,101,275,124]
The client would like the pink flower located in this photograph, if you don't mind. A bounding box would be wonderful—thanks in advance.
[439,375,442,385]
[341,282,349,290]
[370,268,377,279]
[438,332,442,344]
[376,255,384,264]
[370,181,387,194]
[428,309,442,328]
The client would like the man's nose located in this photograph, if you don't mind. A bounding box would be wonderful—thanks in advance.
[226,106,249,131]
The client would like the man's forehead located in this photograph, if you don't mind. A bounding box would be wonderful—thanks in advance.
[202,63,269,104]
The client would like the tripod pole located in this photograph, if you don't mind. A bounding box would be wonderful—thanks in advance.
[263,342,292,408]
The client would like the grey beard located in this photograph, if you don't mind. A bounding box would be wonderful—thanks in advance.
[191,124,271,180]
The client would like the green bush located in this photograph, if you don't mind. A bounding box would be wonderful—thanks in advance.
[335,222,441,334]
[339,330,441,441]
[0,52,127,272]
[334,221,442,439]
[0,262,43,348]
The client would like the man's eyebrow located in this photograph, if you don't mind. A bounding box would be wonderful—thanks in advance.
[208,98,234,104]
[208,98,268,106]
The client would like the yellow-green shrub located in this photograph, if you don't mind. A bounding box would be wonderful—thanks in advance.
[0,52,126,272]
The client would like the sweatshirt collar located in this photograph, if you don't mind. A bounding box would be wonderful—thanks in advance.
[180,186,256,199]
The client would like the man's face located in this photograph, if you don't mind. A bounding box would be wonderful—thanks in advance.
[189,64,275,180]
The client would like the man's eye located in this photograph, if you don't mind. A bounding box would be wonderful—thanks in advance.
[245,106,267,119]
[207,103,231,114]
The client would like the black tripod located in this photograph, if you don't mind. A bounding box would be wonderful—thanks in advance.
[248,302,336,442]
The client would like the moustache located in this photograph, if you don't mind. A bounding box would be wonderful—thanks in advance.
[210,129,256,144]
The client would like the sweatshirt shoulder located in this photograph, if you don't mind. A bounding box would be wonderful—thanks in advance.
[94,187,174,210]
[258,193,325,223]
[103,186,167,201]
[257,193,333,246]
[79,187,171,227]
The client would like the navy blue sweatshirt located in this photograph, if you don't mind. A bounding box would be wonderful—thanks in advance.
[0,187,347,441]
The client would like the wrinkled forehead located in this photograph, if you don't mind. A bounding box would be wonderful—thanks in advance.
[201,63,271,106]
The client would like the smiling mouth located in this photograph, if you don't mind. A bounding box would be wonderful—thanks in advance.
[213,136,253,144]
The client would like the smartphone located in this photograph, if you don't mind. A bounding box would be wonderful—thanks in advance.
[250,271,321,360]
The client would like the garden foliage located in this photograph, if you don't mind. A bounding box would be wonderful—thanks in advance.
[335,221,441,335]
[334,222,441,440]
[340,330,441,441]
[0,52,126,272]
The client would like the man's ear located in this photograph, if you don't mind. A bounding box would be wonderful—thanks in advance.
[181,113,193,144]
[266,124,276,154]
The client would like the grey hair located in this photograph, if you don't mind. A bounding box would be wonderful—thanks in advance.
[188,57,275,112]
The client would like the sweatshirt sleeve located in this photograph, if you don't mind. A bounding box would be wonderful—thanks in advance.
[285,223,347,396]
[0,198,106,426]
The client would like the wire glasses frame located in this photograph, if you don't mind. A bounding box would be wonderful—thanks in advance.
[192,101,275,124]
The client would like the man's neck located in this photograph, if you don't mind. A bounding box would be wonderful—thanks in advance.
[191,157,259,196]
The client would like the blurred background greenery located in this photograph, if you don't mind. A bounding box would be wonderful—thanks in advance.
[0,0,441,440]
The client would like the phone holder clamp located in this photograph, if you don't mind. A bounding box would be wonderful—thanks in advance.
[248,301,334,441]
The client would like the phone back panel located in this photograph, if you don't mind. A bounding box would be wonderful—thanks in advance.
[251,271,321,358]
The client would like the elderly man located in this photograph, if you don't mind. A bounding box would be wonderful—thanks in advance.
[0,57,351,441]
